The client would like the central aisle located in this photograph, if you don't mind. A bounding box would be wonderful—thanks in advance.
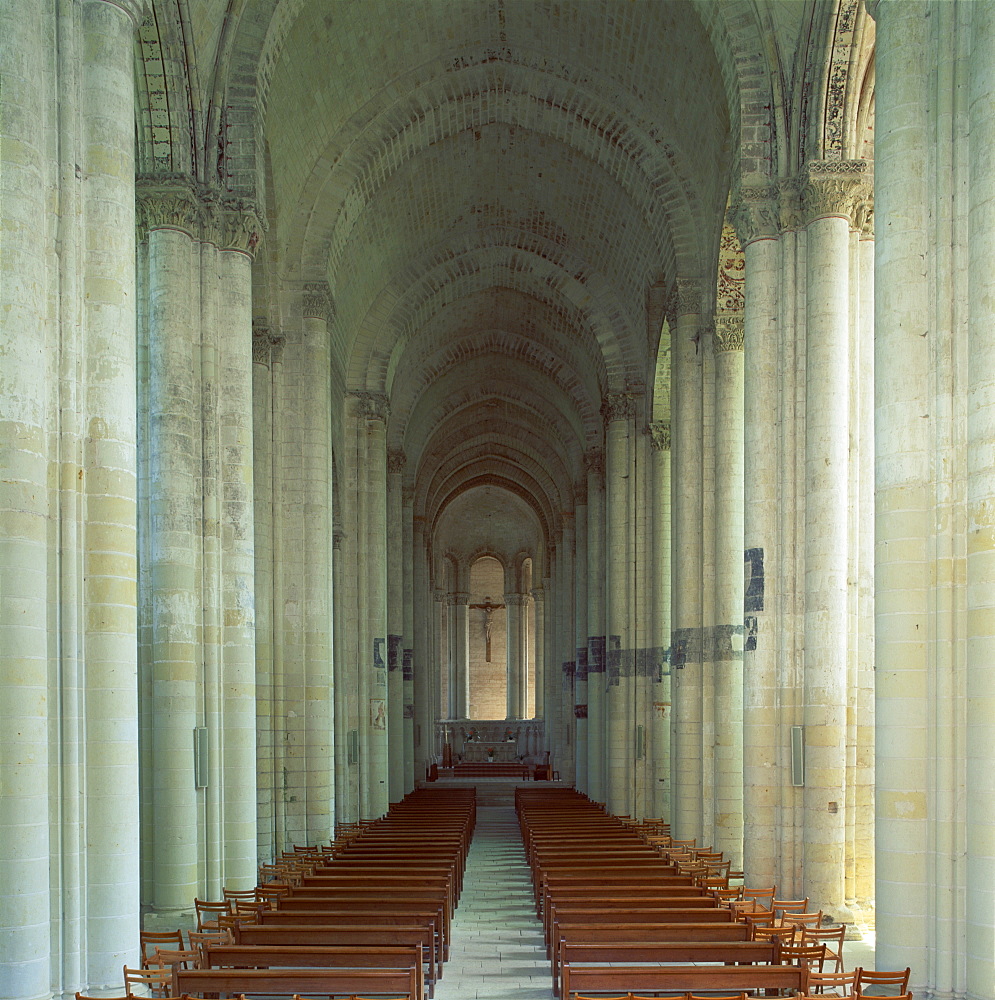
[434,804,555,1000]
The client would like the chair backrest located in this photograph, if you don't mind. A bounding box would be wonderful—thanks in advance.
[753,923,797,945]
[780,942,827,971]
[773,897,810,918]
[123,963,171,997]
[856,967,911,994]
[194,898,230,931]
[149,946,199,972]
[808,969,858,995]
[742,885,776,909]
[781,910,824,929]
[140,929,184,967]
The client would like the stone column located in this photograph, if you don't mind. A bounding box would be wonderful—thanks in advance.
[387,449,405,803]
[453,593,470,719]
[299,283,333,842]
[215,210,260,883]
[413,517,431,778]
[332,528,350,822]
[559,512,576,782]
[252,330,276,860]
[402,486,416,793]
[142,195,201,919]
[545,546,561,767]
[585,450,607,803]
[0,5,56,994]
[362,394,389,818]
[967,5,995,994]
[712,314,745,865]
[78,0,141,983]
[732,186,782,887]
[648,422,672,821]
[505,594,523,719]
[671,280,705,840]
[605,394,635,815]
[574,481,590,794]
[801,159,868,920]
[532,587,546,719]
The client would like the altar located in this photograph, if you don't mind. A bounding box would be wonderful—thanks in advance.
[463,742,518,763]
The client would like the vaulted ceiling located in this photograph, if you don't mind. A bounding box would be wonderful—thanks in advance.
[140,0,833,574]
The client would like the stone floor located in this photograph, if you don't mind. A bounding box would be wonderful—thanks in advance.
[434,804,875,1000]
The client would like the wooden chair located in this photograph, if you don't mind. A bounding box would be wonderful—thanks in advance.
[807,969,859,995]
[149,946,199,971]
[123,963,172,997]
[140,929,185,968]
[188,928,232,966]
[741,885,776,910]
[753,922,797,945]
[194,898,230,931]
[855,968,911,995]
[804,924,846,973]
[774,897,811,919]
[686,994,751,1000]
[782,910,825,931]
[781,941,828,973]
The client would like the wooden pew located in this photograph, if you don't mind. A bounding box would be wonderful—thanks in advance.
[545,896,722,953]
[273,891,450,956]
[173,964,420,1000]
[258,905,448,962]
[560,960,808,1000]
[556,939,781,999]
[546,904,735,959]
[296,871,456,914]
[232,921,438,996]
[550,919,753,985]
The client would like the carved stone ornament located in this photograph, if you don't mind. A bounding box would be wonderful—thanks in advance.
[601,393,636,423]
[801,160,873,225]
[730,185,780,244]
[531,587,545,602]
[573,480,588,507]
[584,448,605,478]
[218,198,264,256]
[252,326,271,366]
[778,179,804,233]
[387,449,407,474]
[352,391,390,423]
[268,334,286,365]
[303,281,333,321]
[136,175,203,238]
[647,420,672,451]
[714,316,745,353]
[675,276,702,318]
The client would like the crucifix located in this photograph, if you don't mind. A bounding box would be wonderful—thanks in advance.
[469,596,505,661]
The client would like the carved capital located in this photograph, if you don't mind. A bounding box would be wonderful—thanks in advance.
[778,179,804,232]
[674,277,702,318]
[136,175,202,238]
[801,160,873,225]
[268,334,286,365]
[584,448,605,479]
[352,391,390,423]
[504,593,527,607]
[252,326,271,366]
[713,315,745,353]
[573,480,588,506]
[216,198,264,255]
[303,281,333,322]
[387,449,407,474]
[450,592,471,607]
[601,393,636,423]
[730,185,780,244]
[530,587,545,603]
[647,420,671,451]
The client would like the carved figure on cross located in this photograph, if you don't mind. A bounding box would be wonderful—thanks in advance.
[469,596,505,661]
